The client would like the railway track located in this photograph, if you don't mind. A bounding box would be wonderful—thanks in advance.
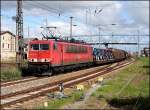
[0,60,134,108]
[0,64,111,88]
[0,77,39,87]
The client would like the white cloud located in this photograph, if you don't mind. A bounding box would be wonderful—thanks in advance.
[1,1,149,52]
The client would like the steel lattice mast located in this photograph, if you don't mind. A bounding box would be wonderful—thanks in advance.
[16,0,23,68]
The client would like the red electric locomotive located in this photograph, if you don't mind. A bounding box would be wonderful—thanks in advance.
[28,38,93,75]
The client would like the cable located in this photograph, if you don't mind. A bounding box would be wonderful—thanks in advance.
[23,1,98,37]
[24,1,96,29]
[24,1,58,14]
[24,1,70,25]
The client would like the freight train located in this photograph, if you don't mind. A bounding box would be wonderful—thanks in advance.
[27,38,129,76]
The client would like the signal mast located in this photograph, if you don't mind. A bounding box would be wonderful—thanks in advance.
[16,0,24,68]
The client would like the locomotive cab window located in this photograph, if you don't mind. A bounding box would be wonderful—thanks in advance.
[40,44,49,50]
[30,44,49,50]
[31,44,39,50]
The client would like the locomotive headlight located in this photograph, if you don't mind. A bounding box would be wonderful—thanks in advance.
[41,59,50,62]
[33,58,37,62]
[45,59,50,62]
[41,59,45,62]
[29,59,34,62]
[30,59,37,62]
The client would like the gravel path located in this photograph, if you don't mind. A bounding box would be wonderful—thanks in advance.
[62,83,102,109]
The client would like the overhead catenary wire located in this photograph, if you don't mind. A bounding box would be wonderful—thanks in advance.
[23,1,76,31]
[5,1,148,29]
[2,2,149,39]
[23,1,98,30]
[24,1,59,15]
[23,1,101,38]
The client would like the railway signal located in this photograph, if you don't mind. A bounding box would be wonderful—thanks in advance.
[58,83,64,93]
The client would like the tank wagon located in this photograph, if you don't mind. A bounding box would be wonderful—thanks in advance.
[28,38,129,76]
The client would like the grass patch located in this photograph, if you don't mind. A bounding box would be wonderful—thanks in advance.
[1,67,22,81]
[92,57,149,109]
[36,90,84,109]
[1,60,30,81]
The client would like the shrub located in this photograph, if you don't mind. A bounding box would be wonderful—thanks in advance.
[1,67,22,81]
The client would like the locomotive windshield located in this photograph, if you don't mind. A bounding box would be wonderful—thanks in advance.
[40,44,49,50]
[31,44,49,50]
[31,44,39,50]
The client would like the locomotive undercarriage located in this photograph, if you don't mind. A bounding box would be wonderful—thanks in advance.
[28,62,93,76]
[28,63,53,76]
[28,57,126,77]
[53,62,93,73]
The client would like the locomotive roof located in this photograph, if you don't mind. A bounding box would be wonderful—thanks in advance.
[30,39,90,46]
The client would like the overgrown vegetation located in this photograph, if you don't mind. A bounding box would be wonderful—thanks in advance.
[1,60,29,81]
[1,67,22,81]
[92,57,149,110]
[37,90,84,109]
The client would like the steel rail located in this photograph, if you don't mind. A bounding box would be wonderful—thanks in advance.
[1,77,39,87]
[1,60,134,108]
[0,65,111,99]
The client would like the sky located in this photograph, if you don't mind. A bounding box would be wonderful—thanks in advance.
[1,1,149,53]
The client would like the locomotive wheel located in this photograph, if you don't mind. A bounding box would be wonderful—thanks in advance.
[43,69,53,76]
